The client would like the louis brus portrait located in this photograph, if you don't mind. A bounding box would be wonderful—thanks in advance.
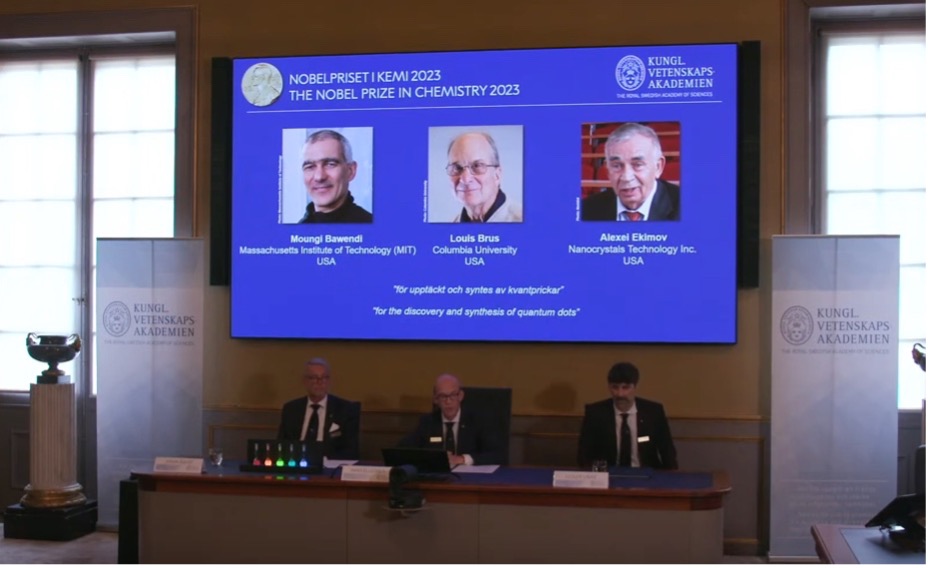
[579,121,680,222]
[427,125,524,224]
[279,127,374,224]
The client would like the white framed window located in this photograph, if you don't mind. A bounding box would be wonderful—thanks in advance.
[0,51,177,393]
[819,29,926,409]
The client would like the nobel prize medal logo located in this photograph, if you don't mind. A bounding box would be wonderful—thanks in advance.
[615,55,646,91]
[241,62,283,107]
[780,305,814,346]
[102,301,132,337]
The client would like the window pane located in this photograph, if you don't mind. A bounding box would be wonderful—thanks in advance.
[827,191,924,264]
[0,60,77,135]
[824,30,926,410]
[826,192,878,234]
[0,332,50,390]
[93,56,175,132]
[879,37,926,115]
[878,117,925,190]
[0,134,78,201]
[826,38,879,115]
[0,50,176,393]
[93,198,173,240]
[0,201,76,266]
[0,60,80,392]
[898,342,926,410]
[899,265,925,340]
[826,118,878,191]
[94,132,175,199]
[0,266,78,391]
[825,116,926,191]
[0,267,77,331]
[89,54,177,395]
[881,191,926,264]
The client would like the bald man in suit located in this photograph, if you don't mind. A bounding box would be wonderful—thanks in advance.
[398,374,506,466]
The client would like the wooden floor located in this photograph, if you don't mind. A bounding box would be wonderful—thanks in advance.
[0,526,116,564]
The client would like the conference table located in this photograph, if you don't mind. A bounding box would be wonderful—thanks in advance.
[131,465,730,563]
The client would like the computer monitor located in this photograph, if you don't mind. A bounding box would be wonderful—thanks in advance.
[382,447,452,474]
[865,492,925,543]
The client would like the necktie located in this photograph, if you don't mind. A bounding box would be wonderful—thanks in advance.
[307,403,320,442]
[444,422,456,454]
[625,211,643,221]
[619,413,632,467]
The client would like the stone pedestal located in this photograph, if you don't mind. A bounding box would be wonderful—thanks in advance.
[4,376,97,541]
[22,380,86,508]
[3,501,98,541]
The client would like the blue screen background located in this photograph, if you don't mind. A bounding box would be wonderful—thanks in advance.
[230,44,739,343]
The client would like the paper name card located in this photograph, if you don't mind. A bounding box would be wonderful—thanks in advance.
[552,470,609,489]
[153,457,203,474]
[340,465,391,483]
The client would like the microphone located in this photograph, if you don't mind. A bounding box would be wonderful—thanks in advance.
[388,465,424,510]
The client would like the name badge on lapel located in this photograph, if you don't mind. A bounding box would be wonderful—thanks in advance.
[637,435,650,443]
[429,436,442,443]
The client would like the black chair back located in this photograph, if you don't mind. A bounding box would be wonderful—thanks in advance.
[461,386,512,465]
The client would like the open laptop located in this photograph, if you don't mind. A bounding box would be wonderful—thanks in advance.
[865,493,925,536]
[381,447,452,474]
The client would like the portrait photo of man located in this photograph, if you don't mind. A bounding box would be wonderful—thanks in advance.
[279,127,373,224]
[427,125,523,223]
[580,121,680,222]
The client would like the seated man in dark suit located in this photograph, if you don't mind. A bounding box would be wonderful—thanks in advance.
[277,357,361,460]
[398,373,505,466]
[581,122,680,221]
[577,362,677,469]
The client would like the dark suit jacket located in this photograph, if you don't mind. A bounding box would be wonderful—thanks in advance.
[577,397,678,470]
[580,179,680,221]
[398,407,505,465]
[277,394,361,460]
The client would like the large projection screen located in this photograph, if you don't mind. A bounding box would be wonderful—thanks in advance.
[230,43,740,344]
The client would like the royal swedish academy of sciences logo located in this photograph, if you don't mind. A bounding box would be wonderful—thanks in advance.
[780,305,814,346]
[615,55,646,91]
[102,301,131,337]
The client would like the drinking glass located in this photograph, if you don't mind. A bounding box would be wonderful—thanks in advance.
[208,447,224,468]
[591,459,608,472]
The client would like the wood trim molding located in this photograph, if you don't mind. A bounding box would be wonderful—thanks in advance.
[203,404,767,423]
[133,470,730,511]
[206,422,766,447]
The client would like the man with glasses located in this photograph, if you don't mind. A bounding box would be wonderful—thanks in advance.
[398,373,505,466]
[445,131,522,223]
[298,129,373,223]
[277,358,361,459]
[581,122,680,221]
